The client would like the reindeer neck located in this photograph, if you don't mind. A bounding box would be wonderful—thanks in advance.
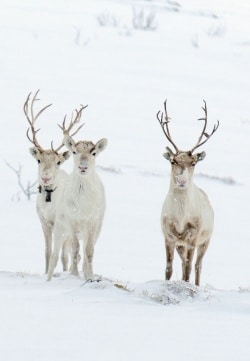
[169,178,196,201]
[70,169,98,194]
[38,185,57,203]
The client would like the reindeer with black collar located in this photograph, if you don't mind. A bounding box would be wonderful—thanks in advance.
[24,90,85,274]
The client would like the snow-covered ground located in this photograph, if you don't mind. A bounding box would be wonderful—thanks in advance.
[1,1,250,360]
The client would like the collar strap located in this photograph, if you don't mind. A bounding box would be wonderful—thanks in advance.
[38,185,56,202]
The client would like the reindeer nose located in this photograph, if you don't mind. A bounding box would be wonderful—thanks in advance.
[80,160,88,168]
[41,177,51,184]
[78,160,88,174]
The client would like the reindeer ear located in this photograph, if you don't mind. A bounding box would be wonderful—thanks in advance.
[163,152,171,161]
[163,147,174,162]
[29,146,42,159]
[62,151,71,161]
[63,135,75,150]
[92,138,108,156]
[196,151,206,162]
[56,151,71,165]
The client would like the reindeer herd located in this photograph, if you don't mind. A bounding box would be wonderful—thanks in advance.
[24,90,219,286]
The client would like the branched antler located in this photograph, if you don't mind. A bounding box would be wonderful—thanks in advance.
[156,99,179,154]
[56,104,87,151]
[191,100,219,153]
[24,89,52,151]
[58,104,87,136]
[24,90,87,153]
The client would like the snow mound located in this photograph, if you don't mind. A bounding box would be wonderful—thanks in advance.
[113,280,211,305]
[0,272,210,306]
[67,276,211,305]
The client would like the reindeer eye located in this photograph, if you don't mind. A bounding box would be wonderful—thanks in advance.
[191,162,196,167]
[92,152,96,157]
[57,161,61,166]
[37,160,41,164]
[73,151,76,155]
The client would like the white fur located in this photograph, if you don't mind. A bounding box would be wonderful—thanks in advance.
[47,137,107,281]
[29,147,71,273]
[161,150,214,286]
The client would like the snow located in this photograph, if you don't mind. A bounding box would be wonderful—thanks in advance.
[1,0,250,360]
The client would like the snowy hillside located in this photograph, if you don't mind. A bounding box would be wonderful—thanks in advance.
[1,1,250,360]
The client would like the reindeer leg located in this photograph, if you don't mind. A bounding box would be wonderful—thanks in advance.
[83,240,94,281]
[185,247,195,282]
[165,241,175,281]
[70,235,80,276]
[41,222,52,274]
[176,245,187,281]
[61,241,70,272]
[47,228,64,281]
[176,245,196,282]
[195,242,209,286]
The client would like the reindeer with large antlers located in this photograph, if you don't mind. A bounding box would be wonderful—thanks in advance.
[157,99,219,286]
[47,114,108,281]
[24,90,85,274]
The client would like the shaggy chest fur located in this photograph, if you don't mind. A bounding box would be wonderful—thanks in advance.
[37,198,55,225]
[166,218,200,247]
[161,184,208,245]
[65,173,105,225]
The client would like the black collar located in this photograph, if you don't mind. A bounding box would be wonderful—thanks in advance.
[38,185,56,202]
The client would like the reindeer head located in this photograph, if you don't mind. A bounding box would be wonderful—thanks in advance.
[29,147,70,187]
[24,90,85,188]
[64,135,108,176]
[163,148,206,189]
[157,99,219,190]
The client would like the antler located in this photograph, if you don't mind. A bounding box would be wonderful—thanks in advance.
[24,89,52,151]
[157,99,179,154]
[191,100,219,153]
[55,104,87,151]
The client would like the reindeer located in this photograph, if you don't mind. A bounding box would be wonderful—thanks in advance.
[157,100,219,286]
[47,117,108,281]
[24,90,85,274]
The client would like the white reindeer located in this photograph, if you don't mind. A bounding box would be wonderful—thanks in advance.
[157,100,219,286]
[24,90,84,274]
[47,122,108,281]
